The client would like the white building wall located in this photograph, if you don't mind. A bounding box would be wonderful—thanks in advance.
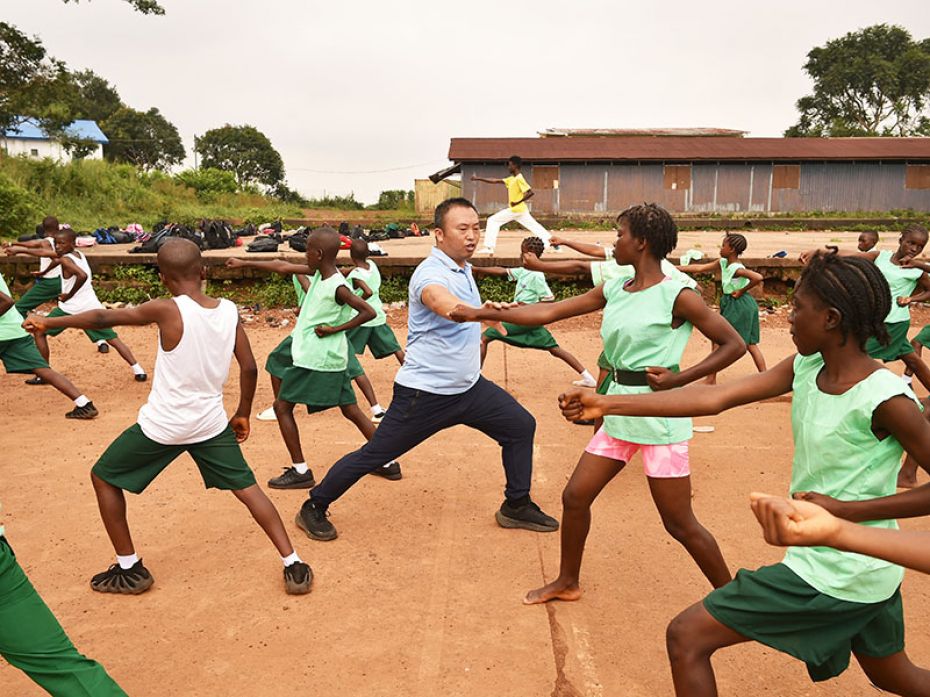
[1,138,103,162]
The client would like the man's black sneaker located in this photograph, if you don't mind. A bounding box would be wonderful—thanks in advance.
[368,460,402,481]
[283,561,313,595]
[496,498,559,532]
[90,560,154,595]
[24,375,46,385]
[268,467,316,490]
[295,499,337,541]
[134,373,148,382]
[65,402,99,420]
[97,343,110,354]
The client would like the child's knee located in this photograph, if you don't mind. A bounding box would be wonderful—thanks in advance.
[661,514,701,542]
[666,606,708,661]
[561,482,592,511]
[272,400,293,416]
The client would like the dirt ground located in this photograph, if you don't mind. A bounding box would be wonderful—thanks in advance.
[2,304,930,697]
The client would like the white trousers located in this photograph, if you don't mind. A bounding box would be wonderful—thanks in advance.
[483,208,551,249]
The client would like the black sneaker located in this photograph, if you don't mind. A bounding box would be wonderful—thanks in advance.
[268,467,316,490]
[368,460,402,481]
[283,561,313,595]
[496,498,559,532]
[90,560,154,595]
[65,402,99,420]
[97,343,110,354]
[24,375,46,385]
[295,499,337,541]
[573,419,596,426]
[134,373,148,382]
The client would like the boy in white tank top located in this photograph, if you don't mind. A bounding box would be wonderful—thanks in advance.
[23,239,313,596]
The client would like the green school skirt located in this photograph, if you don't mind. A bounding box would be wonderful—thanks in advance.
[866,321,914,362]
[913,324,930,348]
[14,277,62,315]
[483,322,558,350]
[0,336,49,373]
[704,563,903,683]
[43,308,118,342]
[267,335,357,411]
[347,324,402,358]
[720,293,760,345]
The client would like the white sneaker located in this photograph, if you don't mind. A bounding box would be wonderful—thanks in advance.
[572,375,598,388]
[477,247,495,255]
[257,407,277,421]
[693,425,715,433]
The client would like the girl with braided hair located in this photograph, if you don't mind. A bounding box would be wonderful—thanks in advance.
[558,250,930,696]
[472,236,597,387]
[679,233,767,384]
[450,203,746,603]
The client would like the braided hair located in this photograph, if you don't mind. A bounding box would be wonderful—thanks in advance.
[616,203,677,259]
[799,251,891,349]
[724,233,748,256]
[521,236,545,257]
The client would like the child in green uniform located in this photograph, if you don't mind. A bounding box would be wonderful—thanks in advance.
[559,251,930,696]
[5,217,63,314]
[0,270,99,418]
[678,233,766,383]
[0,505,127,695]
[23,239,313,596]
[473,236,596,386]
[450,204,745,603]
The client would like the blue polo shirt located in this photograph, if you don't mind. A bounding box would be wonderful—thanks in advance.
[395,247,482,395]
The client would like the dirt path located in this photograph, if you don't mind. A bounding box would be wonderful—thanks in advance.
[2,309,929,696]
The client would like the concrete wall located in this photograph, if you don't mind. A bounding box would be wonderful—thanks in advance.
[2,138,103,162]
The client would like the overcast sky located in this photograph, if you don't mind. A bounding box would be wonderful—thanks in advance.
[7,0,930,203]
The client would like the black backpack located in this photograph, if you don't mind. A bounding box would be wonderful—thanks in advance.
[288,229,309,252]
[367,229,389,242]
[203,220,233,249]
[130,226,172,253]
[247,236,281,253]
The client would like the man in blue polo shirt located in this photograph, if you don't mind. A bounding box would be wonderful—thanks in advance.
[296,198,558,540]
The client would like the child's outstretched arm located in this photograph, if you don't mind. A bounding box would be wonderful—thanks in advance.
[522,252,592,277]
[225,258,313,276]
[749,493,930,575]
[558,354,796,422]
[4,245,57,259]
[800,247,879,264]
[23,298,175,334]
[677,260,719,275]
[229,320,258,443]
[449,285,607,327]
[547,236,608,259]
[470,175,504,185]
[471,265,511,278]
[314,286,376,338]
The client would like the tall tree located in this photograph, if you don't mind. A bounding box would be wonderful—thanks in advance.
[195,125,285,188]
[71,70,123,124]
[61,0,165,15]
[104,107,185,169]
[0,22,69,134]
[786,24,930,137]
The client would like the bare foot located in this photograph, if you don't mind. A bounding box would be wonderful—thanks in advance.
[524,579,582,605]
[897,474,919,489]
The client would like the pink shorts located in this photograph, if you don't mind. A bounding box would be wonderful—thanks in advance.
[585,428,690,478]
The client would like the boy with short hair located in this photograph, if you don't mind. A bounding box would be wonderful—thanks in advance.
[858,230,880,253]
[23,238,312,596]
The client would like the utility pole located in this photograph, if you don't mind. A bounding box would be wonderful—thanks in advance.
[193,134,198,169]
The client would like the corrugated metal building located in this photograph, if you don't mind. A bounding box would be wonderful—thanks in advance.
[448,134,930,215]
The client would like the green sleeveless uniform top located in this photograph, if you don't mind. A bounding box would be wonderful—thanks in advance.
[346,261,386,327]
[600,275,693,444]
[291,271,352,372]
[292,275,307,307]
[720,258,749,295]
[782,352,918,602]
[875,250,922,323]
[0,273,28,341]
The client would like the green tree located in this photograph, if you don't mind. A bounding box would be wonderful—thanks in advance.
[195,125,285,188]
[0,22,70,135]
[71,70,122,124]
[61,0,165,14]
[104,106,185,169]
[374,189,415,210]
[786,24,930,137]
[175,167,238,196]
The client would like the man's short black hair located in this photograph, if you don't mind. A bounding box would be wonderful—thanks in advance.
[508,155,522,168]
[434,198,477,230]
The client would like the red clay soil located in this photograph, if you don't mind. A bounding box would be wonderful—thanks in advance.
[2,306,930,696]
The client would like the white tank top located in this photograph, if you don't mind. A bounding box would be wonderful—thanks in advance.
[39,237,62,279]
[137,295,239,445]
[59,251,103,314]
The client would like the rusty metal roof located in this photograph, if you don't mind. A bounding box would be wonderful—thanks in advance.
[538,128,747,138]
[449,137,930,162]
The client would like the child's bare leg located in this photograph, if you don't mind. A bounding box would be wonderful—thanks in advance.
[106,338,138,367]
[747,344,766,373]
[856,651,930,697]
[91,472,135,556]
[899,454,920,488]
[524,453,624,604]
[906,342,923,377]
[271,375,282,399]
[352,374,379,409]
[32,367,80,400]
[648,476,731,588]
[230,484,295,557]
[394,349,405,364]
[666,602,749,697]
[33,333,50,363]
[340,403,376,440]
[548,346,586,373]
[903,352,930,392]
[273,399,305,462]
[704,343,718,385]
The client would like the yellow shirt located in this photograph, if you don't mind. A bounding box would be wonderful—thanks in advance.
[504,174,531,213]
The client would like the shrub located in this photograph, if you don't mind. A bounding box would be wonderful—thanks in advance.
[174,168,238,197]
[0,172,40,237]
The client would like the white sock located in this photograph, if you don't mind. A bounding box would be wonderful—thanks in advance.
[293,462,309,474]
[95,340,106,346]
[371,403,383,415]
[117,553,139,570]
[579,369,595,382]
[130,363,145,375]
[281,551,302,567]
[903,374,914,386]
[74,395,90,408]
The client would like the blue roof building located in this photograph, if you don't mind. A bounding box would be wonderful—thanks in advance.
[2,118,108,162]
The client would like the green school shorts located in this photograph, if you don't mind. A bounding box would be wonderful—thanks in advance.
[720,292,760,346]
[347,323,402,358]
[14,277,62,315]
[0,336,49,374]
[913,324,930,348]
[267,335,356,412]
[92,424,256,494]
[264,335,294,380]
[866,321,913,362]
[483,322,559,350]
[347,351,364,380]
[704,563,904,683]
[43,307,118,342]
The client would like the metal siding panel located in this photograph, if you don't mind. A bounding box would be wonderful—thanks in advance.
[559,164,606,213]
[526,165,559,214]
[715,164,752,212]
[690,165,717,211]
[466,163,510,215]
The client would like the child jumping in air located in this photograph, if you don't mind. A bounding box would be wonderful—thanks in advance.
[23,239,312,596]
[450,203,746,602]
[473,236,597,387]
[678,233,766,384]
[558,251,930,697]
